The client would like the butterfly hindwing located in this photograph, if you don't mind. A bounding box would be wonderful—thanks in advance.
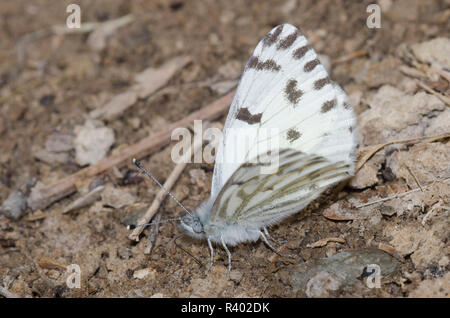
[210,149,351,227]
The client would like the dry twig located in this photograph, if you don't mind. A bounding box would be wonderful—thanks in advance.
[307,237,346,248]
[144,210,162,254]
[355,178,450,209]
[416,80,450,107]
[129,124,208,241]
[355,132,450,173]
[332,50,368,65]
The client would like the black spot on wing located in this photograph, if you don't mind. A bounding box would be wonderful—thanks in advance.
[236,108,263,125]
[314,77,331,90]
[287,129,301,143]
[247,56,281,72]
[284,79,303,106]
[263,25,284,47]
[277,31,299,50]
[321,99,337,113]
[304,58,320,72]
[293,45,311,60]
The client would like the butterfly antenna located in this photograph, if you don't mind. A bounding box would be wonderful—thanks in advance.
[127,217,183,230]
[133,158,193,217]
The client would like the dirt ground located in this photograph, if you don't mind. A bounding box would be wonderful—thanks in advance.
[0,0,449,298]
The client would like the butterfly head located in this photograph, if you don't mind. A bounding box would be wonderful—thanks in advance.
[179,198,214,239]
[180,214,205,239]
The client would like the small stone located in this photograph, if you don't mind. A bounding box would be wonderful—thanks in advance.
[305,271,341,298]
[286,249,397,295]
[229,270,243,283]
[74,119,115,166]
[349,162,379,189]
[101,184,136,209]
[379,205,396,216]
[0,190,28,221]
[410,37,450,69]
[133,268,156,280]
[0,178,34,221]
[117,246,132,260]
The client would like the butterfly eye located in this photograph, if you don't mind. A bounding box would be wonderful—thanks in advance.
[192,219,203,233]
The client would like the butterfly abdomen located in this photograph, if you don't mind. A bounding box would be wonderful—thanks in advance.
[203,221,261,246]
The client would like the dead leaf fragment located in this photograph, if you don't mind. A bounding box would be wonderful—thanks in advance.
[87,14,134,51]
[133,56,192,99]
[38,257,67,270]
[89,56,191,120]
[307,238,346,248]
[322,201,360,221]
[89,91,138,120]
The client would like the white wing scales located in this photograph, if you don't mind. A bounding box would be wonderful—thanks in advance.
[212,24,356,201]
[209,24,356,227]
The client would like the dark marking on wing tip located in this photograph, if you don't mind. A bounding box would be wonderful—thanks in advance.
[321,98,337,113]
[236,107,262,125]
[277,31,299,50]
[314,77,331,90]
[263,25,284,47]
[349,126,353,133]
[304,58,320,72]
[343,101,352,109]
[247,56,259,69]
[293,45,311,60]
[258,59,281,71]
[287,128,301,143]
[285,79,304,105]
[247,56,281,72]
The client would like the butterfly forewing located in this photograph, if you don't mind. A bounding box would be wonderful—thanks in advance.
[208,24,356,228]
[211,24,356,202]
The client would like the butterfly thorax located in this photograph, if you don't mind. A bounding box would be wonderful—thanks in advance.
[180,197,261,245]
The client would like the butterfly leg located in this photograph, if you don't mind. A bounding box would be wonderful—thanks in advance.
[220,236,232,280]
[263,227,287,245]
[259,231,292,258]
[207,238,214,271]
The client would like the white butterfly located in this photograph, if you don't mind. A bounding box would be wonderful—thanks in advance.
[141,24,356,278]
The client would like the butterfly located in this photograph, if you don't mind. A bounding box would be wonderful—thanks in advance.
[136,24,356,279]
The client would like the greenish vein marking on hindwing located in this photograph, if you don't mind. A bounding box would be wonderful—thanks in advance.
[215,167,263,221]
[264,164,349,204]
[234,156,331,221]
[245,169,349,219]
[243,162,349,215]
[233,153,328,221]
[244,170,349,220]
[214,150,288,222]
[231,152,310,221]
[216,186,234,221]
[231,173,273,222]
